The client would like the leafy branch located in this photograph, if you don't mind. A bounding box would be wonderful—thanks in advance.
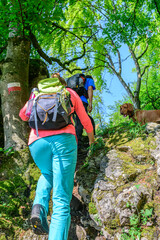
[153,0,160,15]
[17,0,25,38]
[0,45,7,55]
[30,29,90,73]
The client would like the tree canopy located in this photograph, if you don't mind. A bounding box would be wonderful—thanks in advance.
[0,0,160,143]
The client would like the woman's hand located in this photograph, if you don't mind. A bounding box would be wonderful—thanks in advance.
[87,131,94,146]
[88,103,92,113]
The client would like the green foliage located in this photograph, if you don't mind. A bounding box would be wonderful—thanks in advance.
[121,206,154,240]
[121,226,141,240]
[89,202,98,215]
[132,31,160,109]
[106,121,147,139]
[0,149,39,235]
[0,0,69,60]
[135,184,140,190]
[140,208,153,225]
[88,137,105,156]
[95,118,153,153]
[0,175,31,237]
[127,123,147,141]
[0,147,14,156]
[0,177,28,216]
[94,215,102,226]
[139,70,160,110]
[96,124,109,136]
[92,91,108,127]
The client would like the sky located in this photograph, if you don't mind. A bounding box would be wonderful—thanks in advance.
[101,44,137,123]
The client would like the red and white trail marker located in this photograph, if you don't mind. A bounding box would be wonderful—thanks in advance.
[7,82,21,94]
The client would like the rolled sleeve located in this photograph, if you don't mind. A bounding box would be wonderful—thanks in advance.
[19,102,29,121]
[85,78,96,90]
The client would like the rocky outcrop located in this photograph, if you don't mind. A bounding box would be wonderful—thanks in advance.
[76,123,160,239]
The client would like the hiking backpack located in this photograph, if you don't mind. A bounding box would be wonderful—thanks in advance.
[66,73,88,98]
[27,78,72,137]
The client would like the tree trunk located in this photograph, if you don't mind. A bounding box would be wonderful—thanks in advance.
[29,59,49,90]
[134,91,141,109]
[0,62,3,147]
[1,37,31,150]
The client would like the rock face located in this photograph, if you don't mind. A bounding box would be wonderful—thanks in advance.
[76,123,160,239]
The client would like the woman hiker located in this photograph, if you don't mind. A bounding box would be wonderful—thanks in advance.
[19,73,94,240]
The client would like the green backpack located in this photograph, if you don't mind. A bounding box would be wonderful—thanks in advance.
[28,78,72,136]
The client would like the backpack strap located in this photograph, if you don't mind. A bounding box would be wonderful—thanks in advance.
[76,76,79,88]
[33,99,39,137]
[52,93,59,122]
[80,74,86,84]
[62,111,69,124]
[69,97,73,107]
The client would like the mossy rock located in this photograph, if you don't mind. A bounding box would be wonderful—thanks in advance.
[125,136,156,155]
[104,215,121,229]
[141,226,157,239]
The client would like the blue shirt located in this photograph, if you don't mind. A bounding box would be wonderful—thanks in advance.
[80,78,96,103]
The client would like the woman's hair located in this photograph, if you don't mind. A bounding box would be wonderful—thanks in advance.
[59,77,67,86]
[85,75,93,79]
[51,73,67,86]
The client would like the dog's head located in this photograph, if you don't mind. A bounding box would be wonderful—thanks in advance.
[120,103,134,117]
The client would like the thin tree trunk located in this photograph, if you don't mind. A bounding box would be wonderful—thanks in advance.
[128,46,142,109]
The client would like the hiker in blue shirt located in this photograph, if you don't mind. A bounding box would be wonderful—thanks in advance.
[75,75,96,150]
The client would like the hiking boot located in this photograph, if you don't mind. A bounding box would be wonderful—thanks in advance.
[30,204,49,235]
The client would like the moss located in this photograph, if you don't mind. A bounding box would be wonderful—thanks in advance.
[116,182,131,194]
[117,151,133,163]
[107,132,128,148]
[117,151,153,183]
[116,168,156,197]
[0,234,6,240]
[153,195,160,225]
[118,150,152,169]
[0,176,29,217]
[29,163,41,182]
[107,215,121,228]
[96,192,104,201]
[104,226,115,235]
[126,136,156,155]
[136,169,157,190]
[27,163,41,201]
[141,226,156,239]
[110,134,156,166]
[0,148,32,181]
[0,150,35,237]
[89,202,98,215]
[105,132,157,165]
[0,216,23,239]
[122,162,138,176]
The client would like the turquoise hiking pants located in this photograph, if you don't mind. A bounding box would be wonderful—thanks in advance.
[29,134,77,240]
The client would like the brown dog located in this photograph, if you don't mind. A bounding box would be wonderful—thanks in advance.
[120,103,160,125]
